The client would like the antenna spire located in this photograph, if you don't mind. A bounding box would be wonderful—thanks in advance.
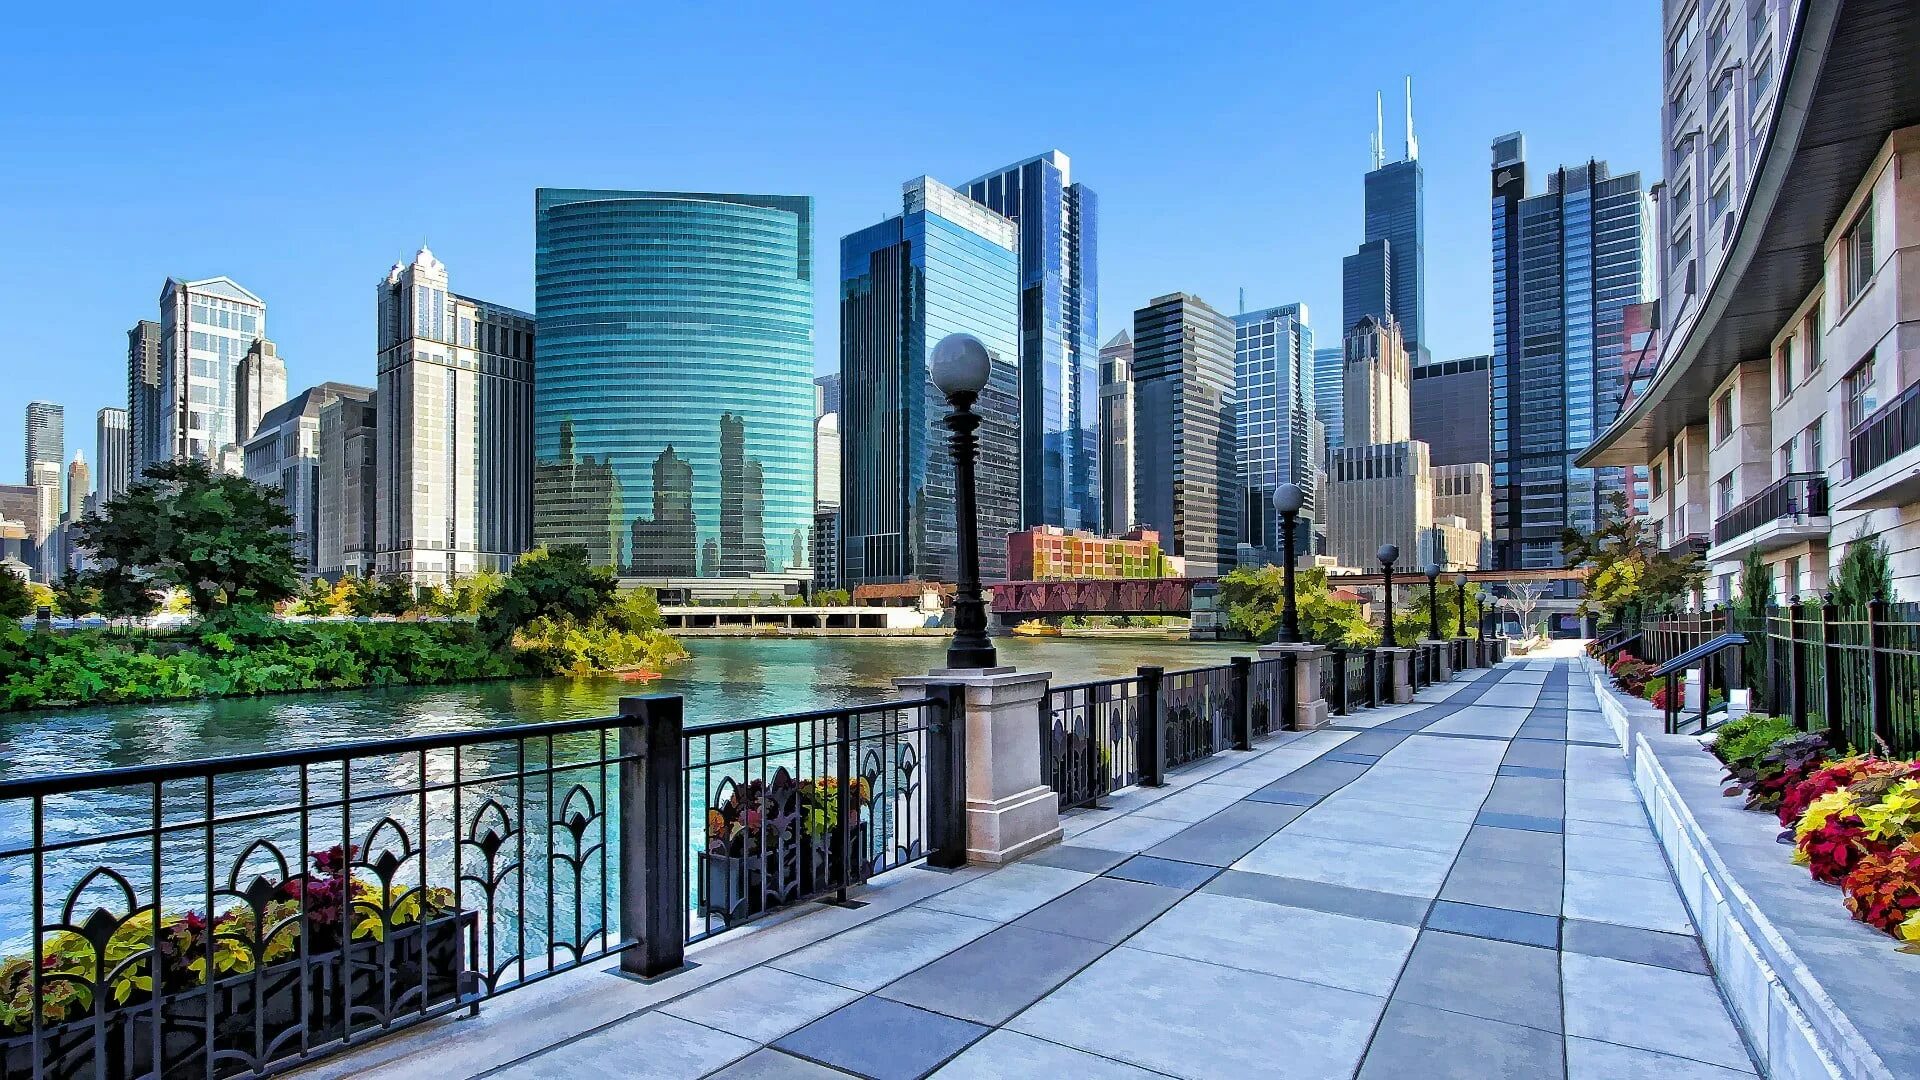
[1372,92,1385,170]
[1405,76,1418,161]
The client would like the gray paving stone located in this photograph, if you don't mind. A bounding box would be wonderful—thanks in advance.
[1020,844,1129,875]
[1502,740,1567,769]
[1458,824,1564,868]
[706,1049,853,1080]
[1286,803,1472,855]
[1234,830,1456,898]
[1105,854,1218,890]
[1423,900,1559,948]
[1391,929,1562,1032]
[1242,786,1323,806]
[877,925,1109,1026]
[1014,876,1186,943]
[1259,758,1370,794]
[508,1012,755,1079]
[931,1030,1165,1079]
[1565,1036,1756,1079]
[1561,953,1752,1071]
[1561,918,1710,974]
[1324,751,1381,764]
[1201,869,1430,926]
[1562,869,1694,934]
[776,996,987,1080]
[1565,833,1671,881]
[1480,777,1566,818]
[1439,855,1564,916]
[1337,730,1413,756]
[1498,764,1565,779]
[661,967,862,1044]
[917,863,1095,922]
[1144,800,1305,867]
[1127,890,1417,996]
[1356,999,1564,1080]
[1475,810,1563,833]
[771,908,998,991]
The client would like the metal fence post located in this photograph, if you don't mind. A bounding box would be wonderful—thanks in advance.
[1230,656,1253,751]
[619,694,685,979]
[1139,665,1167,786]
[1822,602,1845,747]
[1786,600,1807,731]
[925,682,968,869]
[1365,649,1379,708]
[1330,646,1348,715]
[1869,598,1893,748]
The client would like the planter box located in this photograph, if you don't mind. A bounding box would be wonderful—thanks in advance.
[2,910,474,1080]
[699,825,869,927]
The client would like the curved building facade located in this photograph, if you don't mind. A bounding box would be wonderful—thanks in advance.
[533,189,814,581]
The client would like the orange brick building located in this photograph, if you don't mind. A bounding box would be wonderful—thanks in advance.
[1006,526,1182,581]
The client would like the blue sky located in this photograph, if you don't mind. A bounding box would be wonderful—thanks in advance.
[0,2,1659,479]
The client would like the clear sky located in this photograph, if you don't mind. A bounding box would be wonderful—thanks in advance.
[0,1,1660,481]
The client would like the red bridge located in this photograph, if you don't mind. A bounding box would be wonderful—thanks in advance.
[988,568,1586,620]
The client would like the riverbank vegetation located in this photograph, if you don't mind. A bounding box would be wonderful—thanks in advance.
[1219,565,1486,647]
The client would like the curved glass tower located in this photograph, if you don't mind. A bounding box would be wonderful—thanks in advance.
[533,189,814,581]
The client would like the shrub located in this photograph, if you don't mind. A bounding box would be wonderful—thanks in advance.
[1711,715,1797,771]
[1843,841,1920,937]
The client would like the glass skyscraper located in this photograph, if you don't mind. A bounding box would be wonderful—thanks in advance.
[1234,304,1316,561]
[839,177,1022,586]
[157,277,266,469]
[1343,85,1427,364]
[1133,293,1238,577]
[1312,346,1345,454]
[961,151,1099,532]
[533,189,815,582]
[1489,136,1649,569]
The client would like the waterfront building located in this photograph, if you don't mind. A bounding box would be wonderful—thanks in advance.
[534,188,814,583]
[316,394,377,581]
[1579,5,1920,600]
[1491,136,1651,568]
[1344,83,1428,365]
[1007,526,1179,581]
[375,247,536,584]
[840,176,1021,586]
[157,277,267,469]
[961,150,1100,531]
[1411,354,1492,467]
[1132,293,1238,577]
[814,411,840,511]
[811,507,839,592]
[1234,303,1316,563]
[1098,331,1135,532]
[25,402,64,494]
[95,407,129,503]
[234,338,287,447]
[1312,345,1345,455]
[1343,316,1410,446]
[127,319,165,478]
[245,383,372,577]
[628,443,698,578]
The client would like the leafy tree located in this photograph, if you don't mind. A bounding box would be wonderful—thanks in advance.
[1563,491,1703,623]
[50,569,102,619]
[1830,527,1895,611]
[480,546,617,644]
[72,460,300,617]
[605,586,664,634]
[813,588,851,606]
[1219,566,1374,646]
[370,575,416,617]
[1405,580,1481,639]
[90,564,161,626]
[451,570,505,616]
[0,571,33,622]
[1733,547,1774,705]
[288,576,340,617]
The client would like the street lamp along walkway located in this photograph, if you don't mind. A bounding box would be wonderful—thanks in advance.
[931,333,998,671]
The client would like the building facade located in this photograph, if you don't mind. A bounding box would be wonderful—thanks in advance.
[1491,138,1650,569]
[316,395,377,581]
[814,411,840,511]
[95,408,129,504]
[1343,316,1411,446]
[1132,293,1238,577]
[961,150,1099,531]
[1312,345,1345,455]
[28,461,59,581]
[234,338,287,448]
[839,176,1022,586]
[156,277,266,470]
[245,383,372,577]
[25,402,63,494]
[375,248,536,583]
[534,188,814,584]
[1411,354,1493,467]
[1343,83,1428,365]
[1098,330,1135,532]
[1007,526,1176,581]
[1324,440,1440,571]
[1234,303,1316,561]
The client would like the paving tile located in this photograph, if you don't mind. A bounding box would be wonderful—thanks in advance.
[1565,1036,1756,1078]
[877,925,1109,1026]
[772,908,999,991]
[1014,876,1186,944]
[1131,785,1245,822]
[1502,739,1567,769]
[1008,947,1384,1080]
[1565,833,1672,881]
[1356,999,1564,1080]
[1127,890,1417,995]
[1019,844,1129,875]
[1069,810,1194,853]
[1438,855,1564,916]
[1562,869,1694,935]
[1480,777,1566,818]
[1391,929,1562,1031]
[1474,810,1564,833]
[1105,854,1219,890]
[1258,758,1370,794]
[1457,824,1564,868]
[1233,830,1456,898]
[918,863,1095,922]
[1561,918,1710,974]
[706,1049,855,1080]
[1202,869,1430,926]
[1423,709,1529,738]
[1242,786,1324,806]
[1497,764,1565,779]
[1561,953,1752,1071]
[661,967,862,1044]
[1324,751,1381,764]
[1336,730,1413,756]
[1143,800,1305,866]
[1285,803,1472,855]
[1423,900,1559,948]
[508,1011,755,1079]
[776,996,987,1080]
[1564,815,1656,842]
[930,1030,1164,1079]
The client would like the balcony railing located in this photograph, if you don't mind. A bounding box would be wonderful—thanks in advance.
[1848,380,1920,481]
[1712,473,1828,545]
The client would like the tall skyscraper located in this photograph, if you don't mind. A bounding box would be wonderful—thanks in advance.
[1132,293,1238,577]
[814,373,841,417]
[534,189,814,582]
[840,176,1022,585]
[813,412,840,510]
[1312,345,1345,454]
[64,453,88,522]
[1234,303,1317,560]
[1343,315,1411,446]
[1490,137,1651,568]
[127,320,163,477]
[1098,331,1135,532]
[25,402,63,496]
[157,277,266,468]
[234,338,288,447]
[1344,82,1429,365]
[1411,354,1493,467]
[375,248,536,583]
[317,395,378,580]
[961,150,1100,531]
[95,407,130,505]
[245,383,372,577]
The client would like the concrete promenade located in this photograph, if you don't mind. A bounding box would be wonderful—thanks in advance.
[305,654,1756,1079]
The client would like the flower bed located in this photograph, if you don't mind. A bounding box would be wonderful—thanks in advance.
[1709,715,1920,950]
[700,770,872,927]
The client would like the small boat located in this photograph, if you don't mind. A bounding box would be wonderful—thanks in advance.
[617,668,663,681]
[1013,620,1061,637]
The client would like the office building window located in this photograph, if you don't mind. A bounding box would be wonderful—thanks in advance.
[1775,338,1794,401]
[1806,418,1823,472]
[1804,311,1822,371]
[1651,462,1666,497]
[1714,391,1734,443]
[1845,203,1875,304]
[1845,358,1876,431]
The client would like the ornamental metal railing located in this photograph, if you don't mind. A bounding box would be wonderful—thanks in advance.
[1042,677,1145,811]
[1849,379,1920,481]
[1711,472,1828,546]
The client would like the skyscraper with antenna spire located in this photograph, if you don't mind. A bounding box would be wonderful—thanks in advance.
[1343,78,1428,366]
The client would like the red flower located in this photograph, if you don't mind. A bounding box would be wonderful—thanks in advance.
[1800,813,1892,885]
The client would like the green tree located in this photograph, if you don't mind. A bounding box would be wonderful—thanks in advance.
[288,576,339,617]
[1830,527,1895,611]
[50,569,102,619]
[90,564,161,626]
[480,546,617,643]
[1404,580,1481,639]
[1733,547,1774,705]
[1219,566,1374,646]
[0,572,33,622]
[1563,491,1703,623]
[72,460,300,617]
[370,575,416,617]
[606,586,664,634]
[813,588,851,606]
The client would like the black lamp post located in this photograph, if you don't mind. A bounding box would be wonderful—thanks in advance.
[1454,573,1469,638]
[1275,482,1304,644]
[1424,562,1441,642]
[1478,588,1493,642]
[1378,544,1399,648]
[931,334,997,670]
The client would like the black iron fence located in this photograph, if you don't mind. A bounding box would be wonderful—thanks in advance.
[1042,677,1145,812]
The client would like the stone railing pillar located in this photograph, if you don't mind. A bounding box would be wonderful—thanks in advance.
[1423,639,1455,681]
[896,667,1061,865]
[1381,647,1414,703]
[1257,643,1329,730]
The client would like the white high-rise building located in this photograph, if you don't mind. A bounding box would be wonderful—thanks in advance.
[28,460,59,581]
[157,277,267,469]
[813,412,840,510]
[375,248,535,584]
[96,407,129,503]
[245,383,373,577]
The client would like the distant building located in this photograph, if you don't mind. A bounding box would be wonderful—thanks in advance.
[96,407,129,504]
[64,454,87,523]
[812,507,839,592]
[1411,354,1492,467]
[1434,462,1492,568]
[127,319,164,477]
[1235,303,1316,562]
[234,337,288,448]
[813,412,840,511]
[1326,440,1471,572]
[28,461,60,581]
[814,374,841,416]
[1133,292,1238,577]
[1098,331,1135,532]
[245,383,373,577]
[158,276,266,468]
[1007,525,1177,581]
[25,402,64,494]
[1343,316,1410,446]
[316,395,377,580]
[1344,82,1428,365]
